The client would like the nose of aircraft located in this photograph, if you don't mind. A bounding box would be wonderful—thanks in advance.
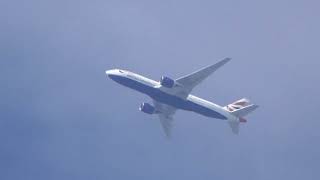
[106,69,119,77]
[105,70,115,80]
[106,69,121,80]
[105,70,113,76]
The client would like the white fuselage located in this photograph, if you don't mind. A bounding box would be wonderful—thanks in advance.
[106,69,237,121]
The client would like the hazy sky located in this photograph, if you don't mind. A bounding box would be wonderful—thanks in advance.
[1,0,320,180]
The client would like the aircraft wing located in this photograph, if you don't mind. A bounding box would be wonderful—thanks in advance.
[175,58,231,94]
[153,100,177,138]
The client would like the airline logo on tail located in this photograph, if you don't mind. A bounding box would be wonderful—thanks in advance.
[225,98,250,112]
[224,98,259,134]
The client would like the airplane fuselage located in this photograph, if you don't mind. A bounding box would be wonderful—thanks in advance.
[106,69,235,120]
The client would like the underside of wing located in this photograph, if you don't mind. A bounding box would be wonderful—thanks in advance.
[158,113,174,138]
[175,58,231,93]
[153,100,177,138]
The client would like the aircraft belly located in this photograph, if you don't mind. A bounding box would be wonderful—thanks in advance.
[109,75,227,120]
[151,89,227,120]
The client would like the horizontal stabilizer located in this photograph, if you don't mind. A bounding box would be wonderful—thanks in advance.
[228,121,240,134]
[230,104,259,117]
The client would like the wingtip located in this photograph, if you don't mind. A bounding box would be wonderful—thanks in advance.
[220,57,232,64]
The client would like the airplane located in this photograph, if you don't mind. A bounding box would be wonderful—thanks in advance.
[106,58,258,137]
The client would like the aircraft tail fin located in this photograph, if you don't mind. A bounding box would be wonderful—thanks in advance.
[225,98,250,111]
[225,98,259,134]
[230,104,259,118]
[225,98,258,117]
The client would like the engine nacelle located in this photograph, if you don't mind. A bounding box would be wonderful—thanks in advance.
[160,76,175,88]
[139,103,155,114]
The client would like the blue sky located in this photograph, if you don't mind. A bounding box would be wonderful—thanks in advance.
[1,0,320,179]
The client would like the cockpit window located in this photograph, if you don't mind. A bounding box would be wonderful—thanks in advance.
[119,70,124,73]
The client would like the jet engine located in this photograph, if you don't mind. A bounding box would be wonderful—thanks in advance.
[160,76,175,88]
[139,103,155,114]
